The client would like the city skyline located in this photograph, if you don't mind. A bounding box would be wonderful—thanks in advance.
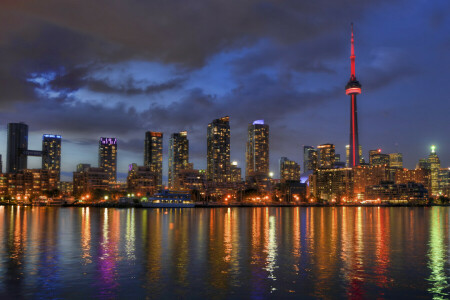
[0,1,449,181]
[0,119,446,183]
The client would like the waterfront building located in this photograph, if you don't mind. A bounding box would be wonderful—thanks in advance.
[245,120,269,179]
[345,24,362,167]
[369,149,390,166]
[59,181,73,195]
[439,168,450,196]
[127,163,157,196]
[389,153,403,169]
[144,131,163,189]
[168,131,189,189]
[395,168,431,193]
[230,161,242,183]
[7,122,28,173]
[279,157,300,181]
[353,165,392,199]
[0,169,59,200]
[428,145,441,196]
[310,168,353,202]
[303,146,318,171]
[98,137,117,184]
[318,144,335,169]
[206,116,231,184]
[278,181,307,202]
[42,134,62,180]
[177,168,206,192]
[365,182,428,203]
[73,167,108,197]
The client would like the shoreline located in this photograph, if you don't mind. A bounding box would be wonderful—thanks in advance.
[0,202,447,208]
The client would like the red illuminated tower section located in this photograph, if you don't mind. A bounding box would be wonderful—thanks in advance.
[345,24,362,167]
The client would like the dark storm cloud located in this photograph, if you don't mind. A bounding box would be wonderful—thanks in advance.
[2,0,392,66]
[0,98,143,136]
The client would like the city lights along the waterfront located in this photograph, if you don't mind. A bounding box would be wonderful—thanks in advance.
[0,1,449,299]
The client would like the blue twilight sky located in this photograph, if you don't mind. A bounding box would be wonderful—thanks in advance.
[0,0,449,182]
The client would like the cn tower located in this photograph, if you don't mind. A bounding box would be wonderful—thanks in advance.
[345,23,362,167]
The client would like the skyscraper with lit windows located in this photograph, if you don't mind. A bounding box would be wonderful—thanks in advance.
[318,144,335,169]
[42,134,62,180]
[168,131,189,189]
[246,120,269,179]
[207,116,231,184]
[303,146,318,171]
[98,137,117,184]
[389,153,403,169]
[428,145,441,196]
[144,131,163,190]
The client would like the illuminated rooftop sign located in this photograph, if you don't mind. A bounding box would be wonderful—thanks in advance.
[100,137,117,145]
[43,134,62,139]
[253,120,264,125]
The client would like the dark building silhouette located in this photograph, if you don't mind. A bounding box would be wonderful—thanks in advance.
[7,122,28,173]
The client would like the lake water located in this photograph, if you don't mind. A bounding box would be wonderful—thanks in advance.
[0,206,449,299]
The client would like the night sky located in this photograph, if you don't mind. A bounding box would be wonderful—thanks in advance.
[1,1,449,182]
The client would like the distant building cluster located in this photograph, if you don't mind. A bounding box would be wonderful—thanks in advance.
[0,119,448,205]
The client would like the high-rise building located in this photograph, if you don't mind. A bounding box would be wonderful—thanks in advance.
[369,149,390,166]
[7,122,28,173]
[279,157,300,181]
[98,137,117,184]
[389,153,403,169]
[346,145,363,167]
[303,146,318,172]
[231,161,242,183]
[207,116,231,184]
[318,144,335,169]
[144,131,163,189]
[428,145,441,196]
[42,134,62,180]
[246,120,269,179]
[345,24,362,168]
[0,154,2,173]
[168,131,189,189]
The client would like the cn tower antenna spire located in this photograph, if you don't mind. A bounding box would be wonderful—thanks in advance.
[345,23,362,169]
[350,22,356,80]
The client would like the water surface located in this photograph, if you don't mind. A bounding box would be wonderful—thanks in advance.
[0,206,448,299]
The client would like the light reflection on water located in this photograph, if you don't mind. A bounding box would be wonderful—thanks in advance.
[0,206,449,298]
